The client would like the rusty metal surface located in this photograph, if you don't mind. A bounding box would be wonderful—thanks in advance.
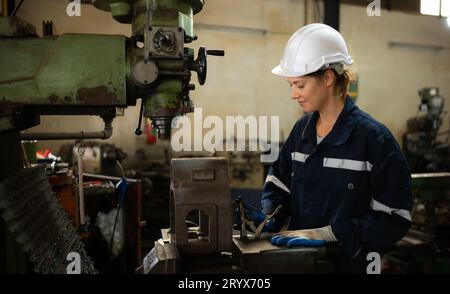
[0,166,96,274]
[76,86,121,105]
[170,157,232,255]
[0,34,127,107]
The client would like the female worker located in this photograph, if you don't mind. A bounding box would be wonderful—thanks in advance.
[238,23,412,273]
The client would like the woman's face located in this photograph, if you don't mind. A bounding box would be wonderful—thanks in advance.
[287,72,333,113]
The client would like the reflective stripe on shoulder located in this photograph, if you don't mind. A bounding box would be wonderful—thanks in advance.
[370,199,412,221]
[265,175,291,194]
[291,152,309,163]
[323,157,373,172]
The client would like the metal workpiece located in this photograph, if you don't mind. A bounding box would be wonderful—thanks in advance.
[0,166,96,274]
[233,236,331,274]
[170,157,233,256]
[139,241,180,274]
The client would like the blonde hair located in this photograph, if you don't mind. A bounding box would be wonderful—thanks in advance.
[307,68,353,99]
[335,69,351,99]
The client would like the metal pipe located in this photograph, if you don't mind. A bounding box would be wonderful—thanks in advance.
[82,172,139,183]
[20,117,114,141]
[324,0,340,31]
[11,0,24,16]
[411,172,450,179]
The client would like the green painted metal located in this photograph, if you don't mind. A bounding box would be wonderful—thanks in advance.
[0,16,36,37]
[151,1,195,36]
[0,0,208,138]
[92,0,135,12]
[0,34,127,106]
[0,116,14,131]
[143,79,183,116]
[93,0,200,37]
[178,12,193,37]
[92,0,203,15]
[110,2,133,23]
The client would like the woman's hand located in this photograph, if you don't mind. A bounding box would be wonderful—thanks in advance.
[271,226,338,247]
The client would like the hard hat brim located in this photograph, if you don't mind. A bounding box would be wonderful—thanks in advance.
[271,65,307,78]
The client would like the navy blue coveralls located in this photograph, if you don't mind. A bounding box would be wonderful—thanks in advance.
[261,96,412,272]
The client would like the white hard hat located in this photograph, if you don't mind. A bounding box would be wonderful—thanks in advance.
[272,23,353,77]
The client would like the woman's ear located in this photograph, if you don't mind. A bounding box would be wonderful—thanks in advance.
[323,69,336,88]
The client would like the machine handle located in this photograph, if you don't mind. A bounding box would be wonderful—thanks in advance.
[206,49,225,56]
[134,99,144,136]
[190,47,225,85]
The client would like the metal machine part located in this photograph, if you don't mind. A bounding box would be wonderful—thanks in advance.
[403,87,449,172]
[0,166,96,274]
[139,240,179,274]
[0,0,224,140]
[383,173,450,274]
[132,60,159,87]
[19,117,114,141]
[170,157,233,255]
[419,88,445,130]
[233,237,330,274]
[411,173,450,237]
[0,15,36,36]
[140,229,330,273]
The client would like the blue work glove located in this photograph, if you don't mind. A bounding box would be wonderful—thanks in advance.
[271,226,338,247]
[234,196,283,238]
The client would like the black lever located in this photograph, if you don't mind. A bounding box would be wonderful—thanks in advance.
[134,99,144,136]
[206,49,225,56]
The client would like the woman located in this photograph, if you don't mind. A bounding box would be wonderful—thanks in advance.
[239,23,412,273]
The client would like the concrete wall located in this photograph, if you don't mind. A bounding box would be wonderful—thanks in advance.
[17,0,450,158]
[340,4,450,140]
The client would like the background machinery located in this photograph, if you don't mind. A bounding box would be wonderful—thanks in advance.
[403,87,450,172]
